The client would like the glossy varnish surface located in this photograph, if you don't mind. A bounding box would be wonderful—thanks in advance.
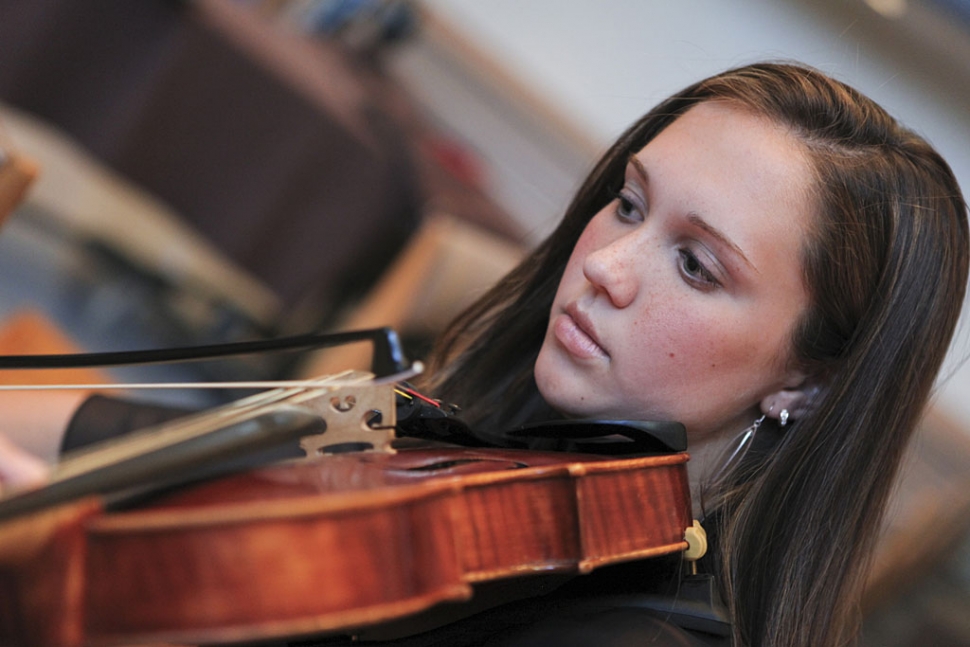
[0,446,691,646]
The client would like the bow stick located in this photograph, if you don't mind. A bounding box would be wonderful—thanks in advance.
[0,327,411,377]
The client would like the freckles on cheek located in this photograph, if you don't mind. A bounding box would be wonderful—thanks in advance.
[628,315,697,376]
[660,318,735,381]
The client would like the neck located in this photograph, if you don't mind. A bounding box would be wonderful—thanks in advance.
[684,417,758,519]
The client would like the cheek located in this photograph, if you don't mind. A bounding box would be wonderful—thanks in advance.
[684,313,762,366]
[623,308,765,388]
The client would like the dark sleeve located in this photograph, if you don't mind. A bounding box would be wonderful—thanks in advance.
[486,605,726,647]
[60,394,197,454]
[312,595,727,647]
[311,562,729,647]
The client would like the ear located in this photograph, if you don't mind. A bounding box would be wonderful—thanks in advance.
[759,377,821,424]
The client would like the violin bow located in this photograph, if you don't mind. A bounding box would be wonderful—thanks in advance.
[0,327,411,378]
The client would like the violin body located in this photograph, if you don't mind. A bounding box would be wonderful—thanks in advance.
[0,445,690,646]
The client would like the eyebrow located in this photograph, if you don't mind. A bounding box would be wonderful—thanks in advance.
[627,155,650,188]
[686,212,757,273]
[626,155,757,274]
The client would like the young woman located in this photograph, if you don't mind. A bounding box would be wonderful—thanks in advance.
[420,62,969,646]
[0,62,967,646]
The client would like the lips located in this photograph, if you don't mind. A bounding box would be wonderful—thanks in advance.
[555,304,609,360]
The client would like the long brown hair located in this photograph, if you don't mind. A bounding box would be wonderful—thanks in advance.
[423,62,969,646]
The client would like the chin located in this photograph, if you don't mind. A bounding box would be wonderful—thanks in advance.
[536,378,599,419]
[534,347,567,400]
[534,342,618,419]
[533,367,569,416]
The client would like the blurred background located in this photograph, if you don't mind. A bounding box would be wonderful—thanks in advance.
[0,0,968,643]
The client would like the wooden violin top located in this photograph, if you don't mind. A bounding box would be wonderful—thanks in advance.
[0,445,692,646]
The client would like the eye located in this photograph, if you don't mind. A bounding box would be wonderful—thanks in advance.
[679,249,720,289]
[613,189,643,222]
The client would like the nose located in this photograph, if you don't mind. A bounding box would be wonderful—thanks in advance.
[583,233,640,308]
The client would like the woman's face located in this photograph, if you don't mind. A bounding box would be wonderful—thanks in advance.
[534,101,814,442]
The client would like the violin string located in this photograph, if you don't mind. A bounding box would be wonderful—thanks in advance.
[52,371,380,480]
[397,385,441,408]
[0,380,372,391]
[46,366,421,481]
[11,369,424,481]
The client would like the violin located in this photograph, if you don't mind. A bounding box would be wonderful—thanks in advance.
[0,331,701,647]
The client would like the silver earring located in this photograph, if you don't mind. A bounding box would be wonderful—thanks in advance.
[710,414,765,483]
[779,409,790,427]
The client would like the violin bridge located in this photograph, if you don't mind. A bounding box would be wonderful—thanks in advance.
[290,377,398,456]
